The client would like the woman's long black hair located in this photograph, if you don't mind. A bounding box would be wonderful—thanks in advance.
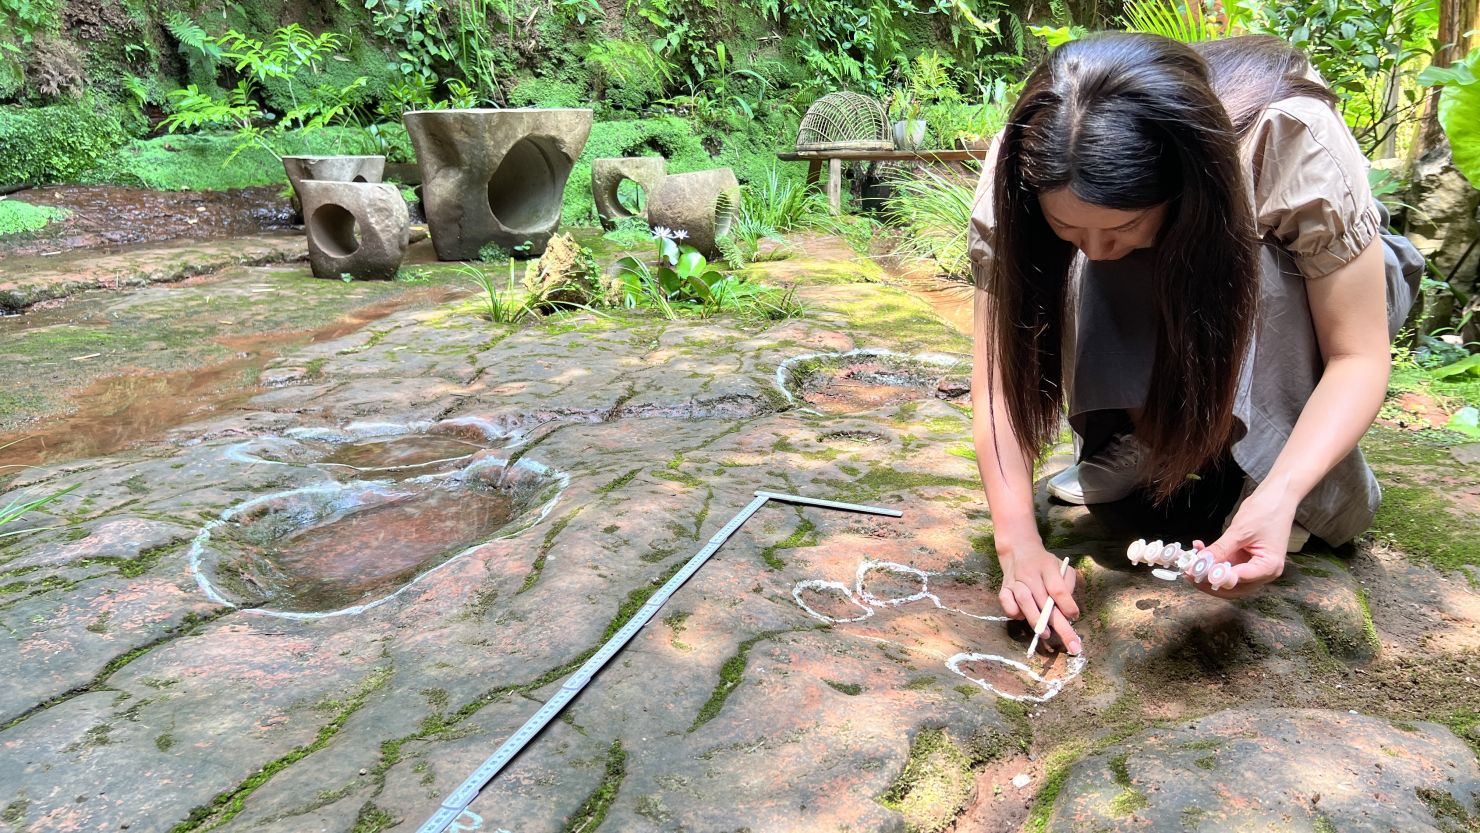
[982,33,1334,500]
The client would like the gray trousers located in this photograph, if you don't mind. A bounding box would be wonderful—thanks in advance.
[1067,204,1424,544]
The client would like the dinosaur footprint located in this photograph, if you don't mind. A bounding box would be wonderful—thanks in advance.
[792,560,1087,704]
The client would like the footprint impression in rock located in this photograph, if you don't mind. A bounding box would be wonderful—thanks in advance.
[792,561,1087,703]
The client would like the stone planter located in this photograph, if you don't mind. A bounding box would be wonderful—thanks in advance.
[592,157,668,230]
[403,108,593,259]
[298,180,409,281]
[891,120,927,151]
[646,168,741,259]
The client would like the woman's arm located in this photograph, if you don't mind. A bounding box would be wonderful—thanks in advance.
[1200,237,1389,594]
[972,286,1082,651]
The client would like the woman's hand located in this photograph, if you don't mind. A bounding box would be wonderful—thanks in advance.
[1192,491,1294,598]
[998,545,1081,654]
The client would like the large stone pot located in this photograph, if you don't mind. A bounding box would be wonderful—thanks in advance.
[646,168,741,259]
[592,157,668,230]
[298,180,409,281]
[403,108,593,259]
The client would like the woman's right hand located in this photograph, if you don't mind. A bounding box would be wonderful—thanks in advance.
[998,544,1082,655]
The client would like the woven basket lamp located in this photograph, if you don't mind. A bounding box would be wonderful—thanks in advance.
[795,92,893,152]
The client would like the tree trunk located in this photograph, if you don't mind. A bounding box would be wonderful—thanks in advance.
[1418,0,1480,151]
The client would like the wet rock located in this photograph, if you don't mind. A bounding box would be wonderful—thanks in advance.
[299,180,409,281]
[1047,708,1480,832]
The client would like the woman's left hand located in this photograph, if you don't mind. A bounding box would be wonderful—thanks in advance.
[1190,493,1295,598]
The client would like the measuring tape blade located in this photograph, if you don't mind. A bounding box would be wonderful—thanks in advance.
[417,490,902,833]
[754,490,902,518]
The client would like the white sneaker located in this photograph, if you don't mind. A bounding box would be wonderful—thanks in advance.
[1047,433,1148,505]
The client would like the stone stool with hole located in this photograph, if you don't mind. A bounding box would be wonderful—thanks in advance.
[646,168,741,259]
[403,108,592,259]
[299,180,409,281]
[282,155,386,217]
[591,157,667,230]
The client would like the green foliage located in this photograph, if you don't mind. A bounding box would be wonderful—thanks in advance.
[1419,49,1480,187]
[1122,0,1221,42]
[468,263,542,324]
[884,165,978,280]
[508,77,586,108]
[0,446,76,538]
[613,230,800,321]
[88,127,369,191]
[585,39,675,111]
[363,0,504,106]
[160,24,368,162]
[739,165,829,232]
[0,198,67,235]
[1231,0,1437,155]
[0,98,126,185]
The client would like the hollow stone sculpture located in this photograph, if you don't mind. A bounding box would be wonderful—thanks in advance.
[403,108,593,259]
[646,168,740,259]
[592,157,667,229]
[299,180,409,281]
[282,155,386,215]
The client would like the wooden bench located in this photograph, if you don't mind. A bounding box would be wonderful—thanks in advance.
[776,148,987,213]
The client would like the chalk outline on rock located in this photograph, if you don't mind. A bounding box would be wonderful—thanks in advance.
[792,559,1087,703]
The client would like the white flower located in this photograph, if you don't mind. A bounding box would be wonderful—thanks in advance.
[672,229,689,240]
[651,225,675,240]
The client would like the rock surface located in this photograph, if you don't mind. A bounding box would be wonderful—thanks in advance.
[0,230,1476,833]
[1049,708,1480,832]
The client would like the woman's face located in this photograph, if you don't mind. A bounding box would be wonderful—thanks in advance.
[1039,188,1167,262]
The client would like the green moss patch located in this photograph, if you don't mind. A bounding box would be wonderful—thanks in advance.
[562,740,627,833]
[88,127,370,191]
[878,728,975,833]
[1364,427,1480,572]
[0,199,70,236]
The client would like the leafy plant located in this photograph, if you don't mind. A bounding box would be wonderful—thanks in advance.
[741,165,829,232]
[1,438,76,540]
[1231,0,1437,156]
[364,0,505,106]
[883,164,978,280]
[160,25,370,162]
[1418,48,1480,186]
[613,228,799,320]
[1122,0,1221,42]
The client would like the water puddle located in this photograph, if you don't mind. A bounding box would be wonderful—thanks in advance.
[0,185,294,257]
[193,425,564,617]
[775,349,969,415]
[0,284,465,469]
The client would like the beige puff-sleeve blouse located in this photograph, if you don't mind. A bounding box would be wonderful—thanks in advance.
[966,95,1383,285]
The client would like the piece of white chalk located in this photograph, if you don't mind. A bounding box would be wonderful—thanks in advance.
[1151,568,1181,581]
